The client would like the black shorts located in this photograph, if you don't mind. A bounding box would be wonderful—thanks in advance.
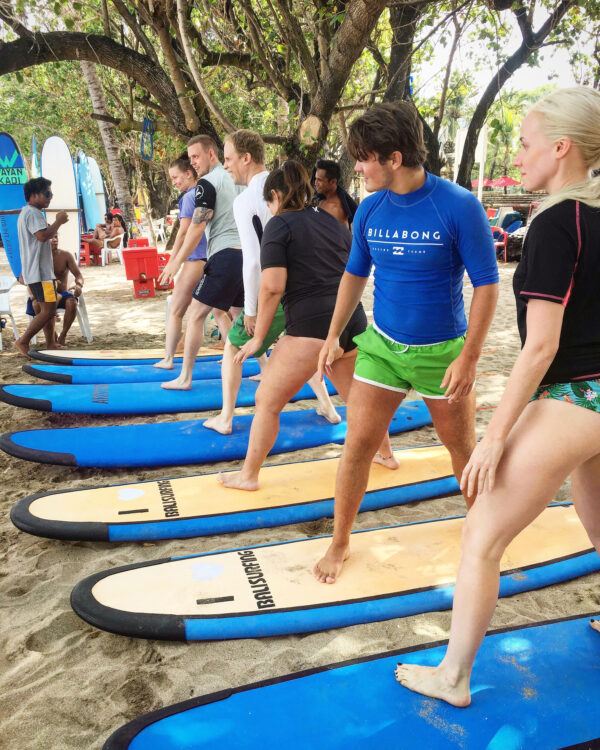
[192,248,244,311]
[285,301,367,353]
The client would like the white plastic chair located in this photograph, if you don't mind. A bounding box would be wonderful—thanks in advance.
[29,291,93,344]
[154,218,167,244]
[101,234,125,266]
[0,276,19,351]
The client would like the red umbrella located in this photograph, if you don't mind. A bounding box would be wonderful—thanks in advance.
[472,178,494,187]
[491,175,521,187]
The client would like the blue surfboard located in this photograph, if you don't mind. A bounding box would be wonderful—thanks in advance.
[29,348,223,366]
[0,132,27,277]
[0,402,431,468]
[22,359,261,384]
[77,151,101,231]
[0,378,337,415]
[102,614,600,749]
[70,504,599,641]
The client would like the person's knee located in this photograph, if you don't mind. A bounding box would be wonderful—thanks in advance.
[460,514,505,563]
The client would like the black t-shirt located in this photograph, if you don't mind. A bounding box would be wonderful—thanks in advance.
[513,199,600,385]
[260,206,352,326]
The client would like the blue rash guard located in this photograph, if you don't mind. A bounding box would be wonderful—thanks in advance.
[346,172,499,345]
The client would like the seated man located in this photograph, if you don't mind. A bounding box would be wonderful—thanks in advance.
[27,236,84,346]
[313,159,359,228]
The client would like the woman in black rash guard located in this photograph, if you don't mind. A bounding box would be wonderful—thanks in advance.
[217,160,398,491]
[397,86,600,706]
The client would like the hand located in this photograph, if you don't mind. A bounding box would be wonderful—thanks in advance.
[233,337,264,364]
[460,434,506,497]
[243,314,256,336]
[317,335,343,380]
[56,211,69,225]
[440,351,477,404]
[72,284,82,298]
[158,260,178,286]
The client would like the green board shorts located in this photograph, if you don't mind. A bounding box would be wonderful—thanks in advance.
[353,325,466,399]
[531,377,600,414]
[227,304,286,358]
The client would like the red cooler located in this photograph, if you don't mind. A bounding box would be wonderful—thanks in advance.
[122,247,159,299]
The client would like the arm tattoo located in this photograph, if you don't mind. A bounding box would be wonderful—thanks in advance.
[192,206,214,225]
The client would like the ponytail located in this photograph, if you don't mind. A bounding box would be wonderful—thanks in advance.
[263,160,313,213]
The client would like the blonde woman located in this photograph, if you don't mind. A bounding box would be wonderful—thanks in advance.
[154,155,207,370]
[397,87,600,705]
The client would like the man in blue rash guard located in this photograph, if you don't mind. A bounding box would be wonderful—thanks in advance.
[314,101,499,584]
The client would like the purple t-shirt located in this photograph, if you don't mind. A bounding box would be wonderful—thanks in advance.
[179,187,207,261]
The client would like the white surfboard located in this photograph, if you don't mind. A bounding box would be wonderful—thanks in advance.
[40,136,81,260]
[87,156,107,218]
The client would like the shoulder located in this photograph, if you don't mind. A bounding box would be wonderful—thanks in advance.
[528,200,578,239]
[431,174,481,208]
[354,191,386,223]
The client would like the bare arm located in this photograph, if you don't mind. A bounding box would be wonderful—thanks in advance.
[317,271,368,379]
[34,211,68,242]
[65,254,84,296]
[442,282,499,403]
[234,267,287,364]
[168,206,212,272]
[462,298,563,495]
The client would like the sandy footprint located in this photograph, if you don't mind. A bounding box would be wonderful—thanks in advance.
[25,611,82,654]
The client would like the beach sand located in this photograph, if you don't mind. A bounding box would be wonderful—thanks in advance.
[0,258,598,748]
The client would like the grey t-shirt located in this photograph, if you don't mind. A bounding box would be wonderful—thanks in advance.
[17,204,55,284]
[194,163,243,259]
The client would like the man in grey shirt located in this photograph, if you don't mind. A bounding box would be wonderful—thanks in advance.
[15,177,68,357]
[162,134,244,390]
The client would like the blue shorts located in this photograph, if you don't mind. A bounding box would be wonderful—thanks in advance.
[192,248,244,311]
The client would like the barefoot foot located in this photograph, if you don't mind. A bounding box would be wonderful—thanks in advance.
[203,415,233,435]
[248,372,263,382]
[13,340,32,359]
[316,405,342,425]
[216,471,259,491]
[161,375,191,390]
[395,664,471,707]
[591,619,600,634]
[372,451,400,470]
[153,358,174,370]
[313,542,349,583]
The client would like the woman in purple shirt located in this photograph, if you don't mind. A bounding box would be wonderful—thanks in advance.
[154,155,208,370]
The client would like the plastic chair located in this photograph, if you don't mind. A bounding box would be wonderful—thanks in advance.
[28,291,93,344]
[491,225,508,263]
[101,234,125,266]
[486,208,498,219]
[0,276,19,351]
[500,211,521,230]
[154,218,167,244]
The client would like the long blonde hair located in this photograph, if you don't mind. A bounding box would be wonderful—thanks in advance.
[529,87,600,217]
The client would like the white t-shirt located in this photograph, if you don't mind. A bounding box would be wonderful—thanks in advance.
[232,171,271,317]
[17,204,55,285]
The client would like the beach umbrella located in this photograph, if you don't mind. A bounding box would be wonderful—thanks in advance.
[472,178,493,187]
[491,175,521,187]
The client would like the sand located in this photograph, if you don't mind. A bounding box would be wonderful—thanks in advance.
[0,257,598,748]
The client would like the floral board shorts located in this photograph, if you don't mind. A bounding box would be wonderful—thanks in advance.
[531,378,600,414]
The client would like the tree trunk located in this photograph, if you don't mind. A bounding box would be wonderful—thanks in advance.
[80,60,135,225]
[384,3,424,103]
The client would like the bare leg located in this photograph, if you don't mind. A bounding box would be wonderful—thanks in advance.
[396,400,600,706]
[57,298,78,346]
[248,352,268,382]
[161,299,211,390]
[425,389,477,508]
[211,308,234,348]
[155,260,205,369]
[203,338,243,435]
[309,373,342,424]
[313,379,405,583]
[14,300,58,357]
[217,337,326,490]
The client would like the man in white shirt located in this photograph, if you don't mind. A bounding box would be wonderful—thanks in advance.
[203,130,339,434]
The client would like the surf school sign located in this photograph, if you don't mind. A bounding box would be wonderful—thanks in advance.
[0,151,27,185]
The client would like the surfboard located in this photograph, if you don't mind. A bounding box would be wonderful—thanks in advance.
[70,504,600,641]
[77,151,102,231]
[87,157,107,218]
[40,136,81,260]
[29,348,223,366]
[0,402,431,468]
[22,359,262,384]
[30,134,40,178]
[0,132,28,277]
[102,613,600,750]
[0,378,337,415]
[10,445,458,542]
